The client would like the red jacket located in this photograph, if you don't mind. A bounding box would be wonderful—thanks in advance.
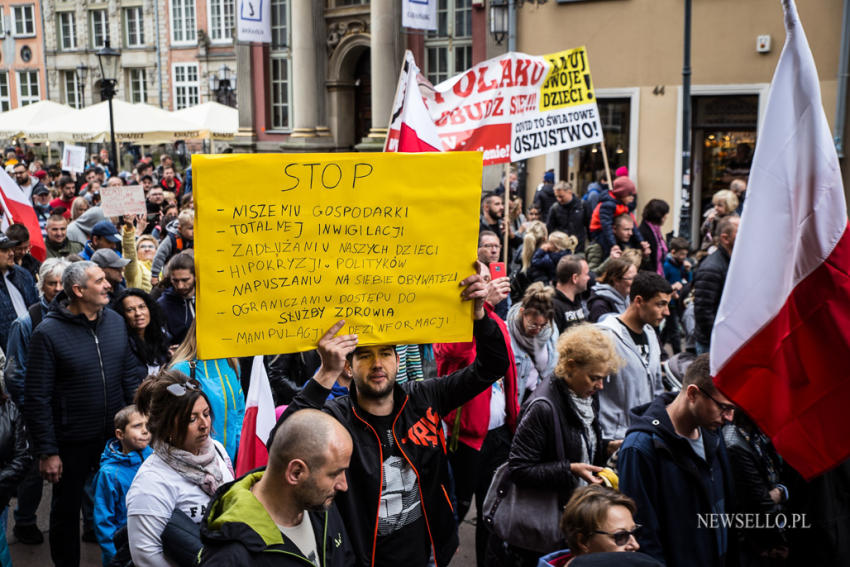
[434,303,519,451]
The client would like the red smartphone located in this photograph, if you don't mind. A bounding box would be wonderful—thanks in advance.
[489,262,506,280]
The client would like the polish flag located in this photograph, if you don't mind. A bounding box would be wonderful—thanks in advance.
[711,0,850,479]
[384,50,443,153]
[235,355,277,477]
[0,169,46,261]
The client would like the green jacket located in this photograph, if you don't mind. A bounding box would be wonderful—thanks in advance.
[199,470,354,567]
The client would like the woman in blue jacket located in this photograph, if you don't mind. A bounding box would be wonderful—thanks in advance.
[169,320,245,462]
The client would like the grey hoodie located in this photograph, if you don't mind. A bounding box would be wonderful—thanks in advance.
[595,316,665,440]
[589,283,629,322]
[66,207,107,245]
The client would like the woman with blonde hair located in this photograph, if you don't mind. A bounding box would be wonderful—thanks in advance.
[70,196,89,220]
[529,231,578,284]
[169,320,245,462]
[491,324,624,566]
[700,189,739,252]
[510,221,548,302]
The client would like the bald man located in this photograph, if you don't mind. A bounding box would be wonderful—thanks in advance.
[199,410,354,566]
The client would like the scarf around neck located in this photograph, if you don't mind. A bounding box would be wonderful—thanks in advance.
[155,439,224,496]
[508,304,553,378]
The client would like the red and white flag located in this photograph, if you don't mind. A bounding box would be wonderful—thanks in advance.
[711,0,850,479]
[235,355,277,477]
[0,169,46,262]
[384,51,443,154]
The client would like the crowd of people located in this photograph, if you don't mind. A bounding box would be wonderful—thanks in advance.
[0,148,844,567]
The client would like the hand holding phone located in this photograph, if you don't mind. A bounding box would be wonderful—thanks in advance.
[489,262,506,281]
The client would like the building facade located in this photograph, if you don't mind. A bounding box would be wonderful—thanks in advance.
[514,0,849,241]
[0,0,47,109]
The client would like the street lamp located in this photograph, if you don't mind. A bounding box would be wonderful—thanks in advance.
[74,64,88,109]
[96,39,120,174]
[209,64,237,108]
[490,0,508,45]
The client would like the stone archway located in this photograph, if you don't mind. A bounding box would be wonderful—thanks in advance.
[327,33,370,149]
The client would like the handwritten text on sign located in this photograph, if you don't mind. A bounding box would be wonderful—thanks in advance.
[194,152,483,358]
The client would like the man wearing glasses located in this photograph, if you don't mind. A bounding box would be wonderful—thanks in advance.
[618,354,737,567]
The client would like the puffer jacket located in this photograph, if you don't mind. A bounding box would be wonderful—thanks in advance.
[23,292,144,455]
[589,191,642,254]
[172,359,244,463]
[270,316,509,567]
[508,377,606,508]
[546,197,587,252]
[199,470,354,566]
[0,265,38,349]
[157,287,195,345]
[93,438,152,565]
[692,246,731,346]
[151,220,194,279]
[0,396,32,509]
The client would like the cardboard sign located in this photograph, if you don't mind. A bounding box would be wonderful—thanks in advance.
[385,47,603,165]
[61,144,86,173]
[100,185,146,217]
[194,152,482,358]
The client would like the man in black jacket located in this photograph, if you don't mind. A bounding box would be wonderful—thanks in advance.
[200,409,355,566]
[546,181,587,252]
[23,260,144,567]
[693,216,740,353]
[270,268,509,567]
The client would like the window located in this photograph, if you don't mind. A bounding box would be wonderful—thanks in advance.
[12,5,34,37]
[16,71,39,106]
[270,56,290,130]
[128,68,147,103]
[90,9,108,48]
[124,7,144,47]
[170,0,196,44]
[58,12,77,50]
[424,0,472,85]
[270,0,288,48]
[0,73,10,112]
[208,0,234,42]
[269,0,290,130]
[173,63,199,109]
[63,71,83,109]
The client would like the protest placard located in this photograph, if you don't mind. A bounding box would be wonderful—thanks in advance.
[61,144,86,173]
[385,46,603,164]
[100,185,146,217]
[194,152,482,358]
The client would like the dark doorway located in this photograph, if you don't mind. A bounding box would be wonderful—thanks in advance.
[353,50,371,145]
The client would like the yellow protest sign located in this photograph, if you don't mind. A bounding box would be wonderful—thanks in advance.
[540,46,596,111]
[194,152,483,358]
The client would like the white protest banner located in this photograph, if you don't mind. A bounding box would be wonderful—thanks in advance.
[237,0,271,42]
[100,185,146,217]
[402,0,437,30]
[386,47,604,165]
[61,144,86,173]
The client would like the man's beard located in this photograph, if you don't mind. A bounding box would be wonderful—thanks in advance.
[356,376,395,400]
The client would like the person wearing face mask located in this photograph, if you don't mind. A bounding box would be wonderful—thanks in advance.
[493,325,622,567]
[506,283,559,403]
[539,486,653,566]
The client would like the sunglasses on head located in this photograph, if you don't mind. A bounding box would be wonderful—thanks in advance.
[594,524,641,546]
[166,381,199,397]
